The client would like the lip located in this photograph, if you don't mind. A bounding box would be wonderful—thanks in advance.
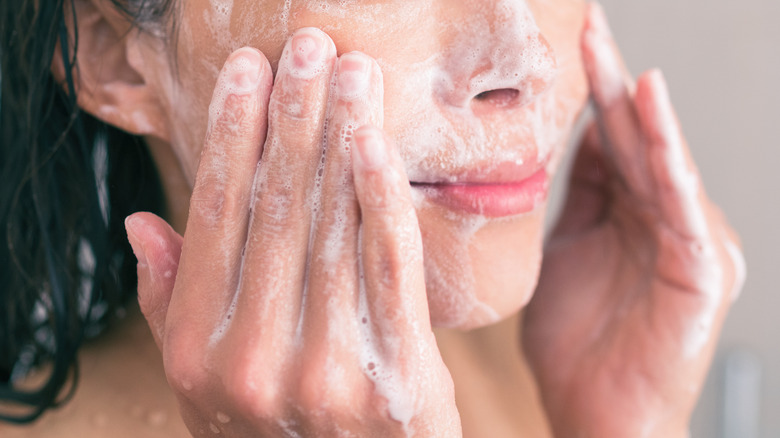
[411,167,549,217]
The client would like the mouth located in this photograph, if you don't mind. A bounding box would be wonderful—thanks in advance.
[410,164,549,218]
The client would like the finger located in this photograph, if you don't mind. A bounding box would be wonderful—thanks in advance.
[125,212,183,349]
[352,127,432,352]
[350,129,456,433]
[230,29,336,349]
[635,70,731,359]
[635,69,710,241]
[165,48,273,342]
[302,52,384,353]
[581,3,650,195]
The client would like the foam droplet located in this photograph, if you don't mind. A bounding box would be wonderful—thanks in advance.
[216,411,231,424]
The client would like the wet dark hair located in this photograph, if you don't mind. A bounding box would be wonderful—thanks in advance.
[0,0,174,423]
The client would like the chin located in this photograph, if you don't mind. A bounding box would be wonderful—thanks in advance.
[419,205,546,330]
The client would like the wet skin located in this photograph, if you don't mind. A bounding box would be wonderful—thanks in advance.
[35,0,746,436]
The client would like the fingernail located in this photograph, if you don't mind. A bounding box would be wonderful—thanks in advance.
[337,52,371,100]
[354,128,387,170]
[288,29,329,79]
[226,49,264,92]
[125,215,148,267]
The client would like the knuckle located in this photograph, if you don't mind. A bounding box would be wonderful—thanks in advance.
[269,71,326,123]
[269,90,319,122]
[296,359,361,414]
[209,93,261,140]
[224,363,284,419]
[188,176,248,230]
[253,181,295,224]
[250,168,309,231]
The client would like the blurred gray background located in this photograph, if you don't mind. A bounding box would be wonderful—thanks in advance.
[573,1,779,437]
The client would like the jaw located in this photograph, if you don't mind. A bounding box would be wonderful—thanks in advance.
[418,201,547,330]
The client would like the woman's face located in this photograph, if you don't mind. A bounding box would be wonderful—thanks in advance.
[142,0,588,328]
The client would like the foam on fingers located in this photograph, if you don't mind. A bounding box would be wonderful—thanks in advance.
[170,47,273,347]
[637,70,710,241]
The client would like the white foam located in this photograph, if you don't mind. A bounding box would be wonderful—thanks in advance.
[356,234,417,433]
[205,0,234,50]
[216,411,231,424]
[172,0,581,338]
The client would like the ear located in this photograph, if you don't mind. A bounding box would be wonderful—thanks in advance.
[51,0,171,141]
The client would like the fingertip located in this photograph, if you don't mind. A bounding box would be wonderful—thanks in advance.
[580,8,627,108]
[285,27,337,77]
[636,68,679,146]
[124,212,183,268]
[126,213,181,346]
[125,213,149,266]
[584,2,610,37]
[208,47,272,128]
[636,68,668,106]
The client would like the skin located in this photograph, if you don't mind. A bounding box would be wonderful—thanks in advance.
[1,0,744,437]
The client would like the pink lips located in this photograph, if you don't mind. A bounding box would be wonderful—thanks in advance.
[412,167,549,217]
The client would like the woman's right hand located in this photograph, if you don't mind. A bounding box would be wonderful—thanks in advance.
[124,28,461,437]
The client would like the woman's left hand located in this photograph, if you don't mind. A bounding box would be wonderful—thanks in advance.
[523,4,746,437]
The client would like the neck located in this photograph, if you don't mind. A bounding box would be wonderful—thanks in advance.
[434,312,553,438]
[144,136,191,234]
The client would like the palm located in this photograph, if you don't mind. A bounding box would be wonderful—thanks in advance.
[521,6,742,436]
[525,135,719,435]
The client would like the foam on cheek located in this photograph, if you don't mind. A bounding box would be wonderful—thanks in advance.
[204,0,293,58]
[206,0,234,49]
[440,213,502,326]
[412,196,502,327]
[299,0,410,31]
[385,1,576,327]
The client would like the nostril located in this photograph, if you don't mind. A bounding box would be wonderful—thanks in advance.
[473,88,521,108]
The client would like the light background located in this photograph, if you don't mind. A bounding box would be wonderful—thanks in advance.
[550,1,779,437]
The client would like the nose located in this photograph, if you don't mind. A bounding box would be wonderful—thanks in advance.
[433,1,557,111]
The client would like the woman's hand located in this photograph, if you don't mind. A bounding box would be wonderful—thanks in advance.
[125,28,460,437]
[523,4,746,437]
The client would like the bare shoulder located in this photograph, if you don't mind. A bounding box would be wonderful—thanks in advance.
[0,305,190,437]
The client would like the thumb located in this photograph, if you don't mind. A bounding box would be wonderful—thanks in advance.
[125,212,183,350]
